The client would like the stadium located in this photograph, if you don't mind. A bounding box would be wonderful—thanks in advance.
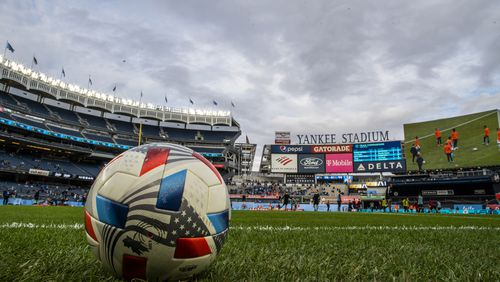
[1,53,499,280]
[1,2,500,280]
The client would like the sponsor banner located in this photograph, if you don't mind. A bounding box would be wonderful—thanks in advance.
[298,154,325,173]
[349,181,387,189]
[325,154,353,173]
[53,172,72,178]
[311,144,352,154]
[275,139,291,145]
[285,174,316,184]
[271,154,298,173]
[229,194,279,199]
[354,160,406,173]
[77,175,95,181]
[275,131,291,145]
[340,195,361,204]
[366,187,387,196]
[28,168,50,176]
[353,141,403,162]
[271,145,311,154]
[422,190,454,196]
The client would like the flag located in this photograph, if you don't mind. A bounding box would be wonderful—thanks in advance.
[213,100,218,106]
[231,101,235,107]
[88,76,92,86]
[140,91,143,98]
[5,42,14,53]
[246,135,250,144]
[164,95,168,104]
[189,98,194,105]
[33,56,38,65]
[61,68,66,77]
[112,85,116,92]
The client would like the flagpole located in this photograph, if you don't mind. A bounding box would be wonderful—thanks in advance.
[138,91,143,146]
[87,75,91,89]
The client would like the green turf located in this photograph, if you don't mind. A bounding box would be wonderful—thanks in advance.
[404,109,500,171]
[0,206,499,281]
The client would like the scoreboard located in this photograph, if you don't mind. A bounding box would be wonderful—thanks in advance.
[352,141,403,162]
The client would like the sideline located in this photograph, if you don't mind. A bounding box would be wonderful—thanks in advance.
[1,222,498,231]
[0,222,84,229]
[231,225,500,231]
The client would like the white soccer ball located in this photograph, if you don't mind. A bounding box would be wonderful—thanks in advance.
[84,143,230,281]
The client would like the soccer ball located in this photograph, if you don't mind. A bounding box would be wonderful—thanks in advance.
[84,143,230,281]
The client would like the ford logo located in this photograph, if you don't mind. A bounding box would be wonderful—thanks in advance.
[300,157,323,166]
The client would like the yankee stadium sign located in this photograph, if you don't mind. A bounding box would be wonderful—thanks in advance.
[296,130,390,145]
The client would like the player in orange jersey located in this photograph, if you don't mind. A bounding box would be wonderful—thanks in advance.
[497,128,500,151]
[435,128,442,146]
[483,125,489,145]
[415,136,421,148]
[451,128,459,150]
[444,143,453,163]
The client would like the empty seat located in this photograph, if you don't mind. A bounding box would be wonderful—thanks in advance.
[78,112,109,129]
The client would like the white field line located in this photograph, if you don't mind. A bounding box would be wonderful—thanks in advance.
[0,222,84,229]
[403,110,498,144]
[231,225,500,231]
[1,222,498,231]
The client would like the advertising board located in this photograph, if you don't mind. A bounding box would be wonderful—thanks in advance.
[353,161,406,173]
[311,144,352,154]
[270,145,311,154]
[271,154,298,173]
[325,153,353,173]
[298,154,325,173]
[285,174,316,184]
[275,131,291,145]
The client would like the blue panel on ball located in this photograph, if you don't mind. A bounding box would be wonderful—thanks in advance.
[96,194,129,229]
[156,169,186,211]
[207,210,229,234]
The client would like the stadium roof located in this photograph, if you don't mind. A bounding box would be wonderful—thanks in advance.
[0,56,235,126]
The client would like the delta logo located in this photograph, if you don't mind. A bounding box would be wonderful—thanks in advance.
[276,156,293,165]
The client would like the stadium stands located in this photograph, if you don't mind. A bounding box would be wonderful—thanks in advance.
[82,131,114,143]
[0,149,102,177]
[77,112,109,130]
[0,57,242,201]
[10,114,47,129]
[107,118,135,133]
[45,104,81,124]
[46,124,84,138]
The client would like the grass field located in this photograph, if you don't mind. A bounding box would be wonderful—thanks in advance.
[0,206,499,281]
[404,109,500,171]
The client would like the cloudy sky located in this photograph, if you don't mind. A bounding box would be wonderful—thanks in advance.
[1,0,499,169]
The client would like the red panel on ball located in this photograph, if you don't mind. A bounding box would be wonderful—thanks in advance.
[174,237,212,258]
[84,210,97,242]
[140,147,170,176]
[122,254,147,281]
[192,152,222,184]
